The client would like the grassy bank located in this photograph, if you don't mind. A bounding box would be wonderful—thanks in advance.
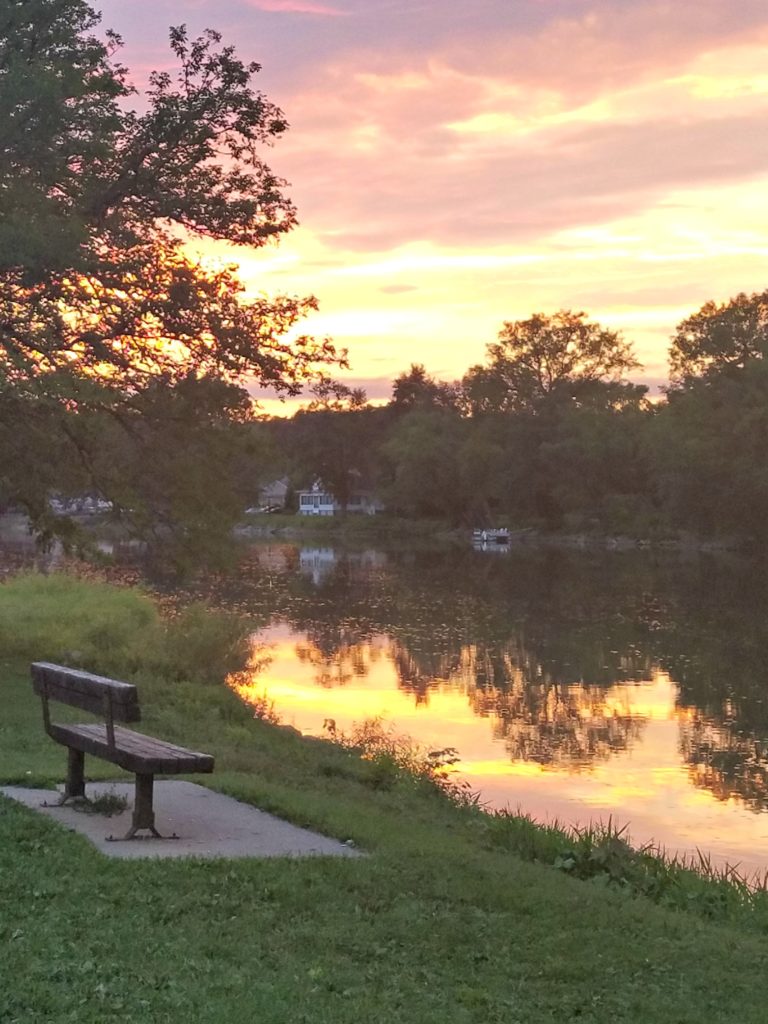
[3,573,768,1023]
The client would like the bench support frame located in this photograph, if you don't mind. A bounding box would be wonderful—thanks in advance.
[117,773,164,840]
[64,748,86,802]
[32,662,212,840]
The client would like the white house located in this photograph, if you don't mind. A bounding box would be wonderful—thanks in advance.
[297,481,384,516]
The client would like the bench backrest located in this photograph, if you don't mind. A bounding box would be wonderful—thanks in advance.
[31,662,141,723]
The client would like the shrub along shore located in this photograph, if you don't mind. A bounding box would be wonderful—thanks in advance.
[2,572,768,1024]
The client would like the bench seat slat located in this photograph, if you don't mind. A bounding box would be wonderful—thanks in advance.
[48,723,214,775]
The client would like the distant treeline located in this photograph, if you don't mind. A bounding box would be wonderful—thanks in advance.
[3,3,766,561]
[261,294,768,545]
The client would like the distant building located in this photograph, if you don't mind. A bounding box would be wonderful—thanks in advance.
[257,477,289,509]
[48,494,112,516]
[297,481,384,516]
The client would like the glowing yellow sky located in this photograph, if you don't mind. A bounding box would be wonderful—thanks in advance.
[105,1,768,408]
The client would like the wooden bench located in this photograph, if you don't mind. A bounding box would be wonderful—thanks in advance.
[32,661,214,840]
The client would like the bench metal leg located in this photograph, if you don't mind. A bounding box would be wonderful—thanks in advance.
[42,748,87,808]
[130,773,160,838]
[108,773,178,841]
[62,748,86,803]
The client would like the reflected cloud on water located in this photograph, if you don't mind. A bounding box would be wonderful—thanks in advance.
[227,542,768,871]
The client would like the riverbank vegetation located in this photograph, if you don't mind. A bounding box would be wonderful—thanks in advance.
[4,571,768,1022]
[258,292,768,552]
[12,282,768,558]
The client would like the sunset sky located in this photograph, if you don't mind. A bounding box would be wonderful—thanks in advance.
[100,0,768,405]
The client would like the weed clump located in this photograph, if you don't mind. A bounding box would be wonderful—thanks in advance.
[70,790,129,817]
[323,716,479,805]
[485,810,768,926]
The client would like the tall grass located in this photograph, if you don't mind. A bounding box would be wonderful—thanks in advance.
[0,572,252,684]
[483,809,768,925]
[324,716,482,806]
[322,711,768,924]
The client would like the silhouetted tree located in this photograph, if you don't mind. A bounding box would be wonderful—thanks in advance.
[669,290,768,387]
[462,310,640,414]
[392,364,459,411]
[0,3,342,550]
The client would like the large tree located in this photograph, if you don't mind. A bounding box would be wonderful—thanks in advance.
[0,0,127,272]
[381,409,468,521]
[391,364,459,412]
[462,310,640,414]
[652,358,768,542]
[0,4,295,273]
[0,1,341,548]
[669,290,768,386]
[661,291,768,542]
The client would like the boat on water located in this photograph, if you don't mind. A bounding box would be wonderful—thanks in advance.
[472,528,510,547]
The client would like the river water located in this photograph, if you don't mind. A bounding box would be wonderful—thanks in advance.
[228,541,768,876]
[6,518,768,875]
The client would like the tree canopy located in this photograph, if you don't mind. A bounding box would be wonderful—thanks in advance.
[0,0,341,551]
[256,284,768,546]
[0,4,334,393]
[462,310,641,414]
[391,364,459,411]
[669,290,768,386]
[0,0,128,272]
[0,5,295,273]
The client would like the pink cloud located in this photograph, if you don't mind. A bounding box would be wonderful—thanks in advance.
[247,0,347,14]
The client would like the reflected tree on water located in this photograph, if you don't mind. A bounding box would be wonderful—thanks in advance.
[482,680,645,767]
[260,547,666,767]
[650,560,768,809]
[295,633,384,688]
[211,539,768,789]
[458,639,646,767]
[680,714,768,812]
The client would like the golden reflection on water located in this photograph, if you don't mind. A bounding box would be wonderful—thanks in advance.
[230,621,768,875]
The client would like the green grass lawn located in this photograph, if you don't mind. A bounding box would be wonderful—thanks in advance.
[2,573,768,1023]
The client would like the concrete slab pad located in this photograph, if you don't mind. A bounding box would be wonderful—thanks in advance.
[1,781,362,860]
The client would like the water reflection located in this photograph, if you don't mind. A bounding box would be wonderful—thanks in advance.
[0,514,64,577]
[479,677,645,768]
[0,513,147,579]
[681,715,768,813]
[295,632,386,688]
[223,542,768,871]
